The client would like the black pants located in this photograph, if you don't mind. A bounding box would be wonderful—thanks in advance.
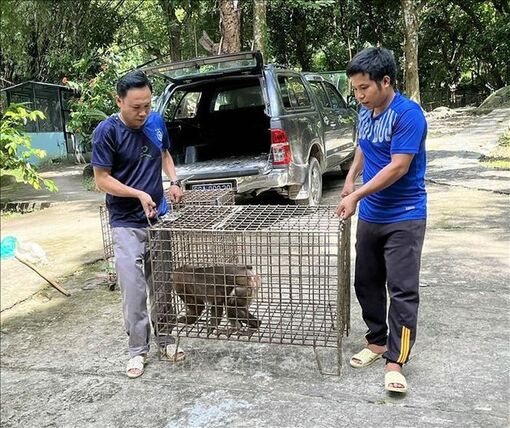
[354,219,426,364]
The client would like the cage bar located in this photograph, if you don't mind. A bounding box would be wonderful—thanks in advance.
[148,205,350,375]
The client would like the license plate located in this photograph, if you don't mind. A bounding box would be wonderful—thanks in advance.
[190,182,234,191]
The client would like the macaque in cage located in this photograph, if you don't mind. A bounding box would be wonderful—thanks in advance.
[171,264,262,332]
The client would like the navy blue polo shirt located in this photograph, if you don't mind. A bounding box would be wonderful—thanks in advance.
[91,112,169,228]
[357,92,427,223]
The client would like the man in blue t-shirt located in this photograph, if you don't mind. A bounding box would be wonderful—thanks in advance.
[92,70,184,378]
[336,47,427,394]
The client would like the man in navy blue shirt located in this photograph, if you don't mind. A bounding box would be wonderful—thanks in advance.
[92,70,183,378]
[336,47,427,393]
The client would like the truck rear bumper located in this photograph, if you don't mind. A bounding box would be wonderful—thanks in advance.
[177,163,307,195]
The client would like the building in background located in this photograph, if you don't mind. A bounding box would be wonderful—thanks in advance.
[1,81,74,164]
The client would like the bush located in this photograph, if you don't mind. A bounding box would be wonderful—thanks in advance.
[65,53,120,152]
[0,104,58,192]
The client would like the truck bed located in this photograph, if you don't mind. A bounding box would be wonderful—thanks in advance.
[174,154,271,181]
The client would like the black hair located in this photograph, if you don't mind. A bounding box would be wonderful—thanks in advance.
[346,47,397,86]
[116,70,153,98]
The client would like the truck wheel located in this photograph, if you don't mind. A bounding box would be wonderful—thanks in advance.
[296,156,322,206]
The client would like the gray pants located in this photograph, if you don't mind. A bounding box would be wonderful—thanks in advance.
[112,227,174,358]
[354,219,426,365]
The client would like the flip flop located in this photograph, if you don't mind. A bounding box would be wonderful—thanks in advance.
[161,343,186,362]
[126,355,147,379]
[350,348,383,368]
[385,370,408,393]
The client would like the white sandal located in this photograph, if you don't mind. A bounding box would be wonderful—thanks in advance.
[350,348,383,368]
[161,344,185,362]
[126,355,147,378]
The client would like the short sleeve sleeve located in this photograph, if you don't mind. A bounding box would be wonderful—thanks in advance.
[391,108,427,155]
[91,122,115,168]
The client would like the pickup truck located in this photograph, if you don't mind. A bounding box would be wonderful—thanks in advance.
[144,51,357,205]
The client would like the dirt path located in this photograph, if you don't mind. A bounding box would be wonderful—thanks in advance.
[1,166,105,312]
[1,183,508,427]
[1,164,104,204]
[426,107,510,193]
[0,107,509,427]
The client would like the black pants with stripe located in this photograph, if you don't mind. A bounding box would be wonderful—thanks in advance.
[354,219,426,365]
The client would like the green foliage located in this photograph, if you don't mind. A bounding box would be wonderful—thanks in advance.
[66,52,122,151]
[2,0,507,111]
[0,0,124,83]
[0,104,58,192]
[268,0,338,71]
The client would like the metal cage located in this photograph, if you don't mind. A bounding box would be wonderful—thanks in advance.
[99,189,235,288]
[148,205,350,375]
[99,205,116,289]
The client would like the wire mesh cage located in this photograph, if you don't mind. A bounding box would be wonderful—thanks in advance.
[99,189,235,289]
[148,205,350,375]
[168,188,235,210]
[99,205,116,289]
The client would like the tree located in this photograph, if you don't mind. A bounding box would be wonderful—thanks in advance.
[0,104,57,192]
[159,0,183,62]
[219,0,241,53]
[0,0,123,84]
[253,0,268,58]
[401,0,423,103]
[268,0,337,71]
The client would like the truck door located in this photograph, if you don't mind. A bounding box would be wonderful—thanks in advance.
[323,82,356,162]
[308,81,344,168]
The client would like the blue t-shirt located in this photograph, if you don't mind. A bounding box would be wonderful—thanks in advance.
[91,112,169,228]
[357,92,427,223]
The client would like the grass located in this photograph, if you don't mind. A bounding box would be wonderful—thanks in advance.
[480,130,510,170]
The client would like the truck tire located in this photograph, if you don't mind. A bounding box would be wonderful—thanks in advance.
[296,156,323,206]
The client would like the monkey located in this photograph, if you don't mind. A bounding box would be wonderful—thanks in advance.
[171,264,261,333]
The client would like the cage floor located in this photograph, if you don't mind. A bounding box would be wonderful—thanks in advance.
[157,301,341,348]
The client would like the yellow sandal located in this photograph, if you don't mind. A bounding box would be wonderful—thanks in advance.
[385,370,408,393]
[350,348,383,368]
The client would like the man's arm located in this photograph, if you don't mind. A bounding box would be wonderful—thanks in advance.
[336,153,414,219]
[161,149,177,181]
[94,167,157,218]
[161,149,182,203]
[341,147,364,197]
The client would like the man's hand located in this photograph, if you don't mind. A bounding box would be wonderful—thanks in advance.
[138,191,157,218]
[335,193,359,219]
[167,184,183,203]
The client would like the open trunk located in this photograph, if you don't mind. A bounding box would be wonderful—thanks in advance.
[162,76,272,180]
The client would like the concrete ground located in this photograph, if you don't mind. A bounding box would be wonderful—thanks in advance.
[1,108,509,427]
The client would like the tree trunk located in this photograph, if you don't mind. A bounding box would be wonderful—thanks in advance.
[159,0,182,62]
[219,0,241,53]
[401,0,421,103]
[253,0,267,59]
